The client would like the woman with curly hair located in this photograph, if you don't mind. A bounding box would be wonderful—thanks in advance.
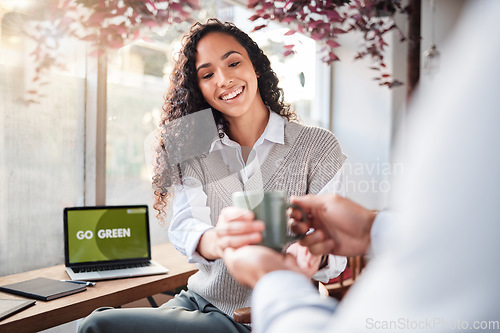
[78,19,347,333]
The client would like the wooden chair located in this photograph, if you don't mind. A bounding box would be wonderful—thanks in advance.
[326,255,366,301]
[233,280,329,324]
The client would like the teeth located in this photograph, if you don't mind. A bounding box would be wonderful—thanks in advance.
[221,87,243,101]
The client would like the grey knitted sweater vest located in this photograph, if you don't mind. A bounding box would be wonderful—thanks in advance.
[182,121,346,317]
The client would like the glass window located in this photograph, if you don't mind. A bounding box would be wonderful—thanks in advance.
[106,42,170,243]
[0,0,327,275]
[105,2,217,243]
[0,2,86,274]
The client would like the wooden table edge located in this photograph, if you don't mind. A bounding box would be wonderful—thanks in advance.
[0,243,197,333]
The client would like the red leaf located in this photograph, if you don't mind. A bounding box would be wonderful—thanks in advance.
[186,0,200,9]
[262,2,273,10]
[326,40,340,48]
[284,29,296,36]
[284,50,294,57]
[311,32,324,41]
[249,14,260,21]
[252,24,267,32]
[328,52,340,62]
[169,3,182,11]
[326,10,341,21]
[308,20,322,28]
[247,0,261,9]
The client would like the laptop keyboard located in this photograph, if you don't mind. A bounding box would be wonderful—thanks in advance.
[72,262,151,273]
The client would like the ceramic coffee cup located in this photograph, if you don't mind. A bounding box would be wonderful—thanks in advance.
[232,190,306,251]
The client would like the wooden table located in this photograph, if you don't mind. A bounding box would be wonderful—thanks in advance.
[0,243,197,333]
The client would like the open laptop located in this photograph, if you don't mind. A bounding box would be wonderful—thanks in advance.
[64,205,169,281]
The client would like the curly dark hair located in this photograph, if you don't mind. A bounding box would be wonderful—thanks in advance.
[152,18,297,221]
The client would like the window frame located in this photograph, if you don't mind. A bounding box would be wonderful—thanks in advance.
[84,50,108,206]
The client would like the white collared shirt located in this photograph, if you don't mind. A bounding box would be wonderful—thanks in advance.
[210,111,286,184]
[169,111,346,280]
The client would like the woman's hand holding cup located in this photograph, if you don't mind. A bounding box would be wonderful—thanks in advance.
[197,206,265,260]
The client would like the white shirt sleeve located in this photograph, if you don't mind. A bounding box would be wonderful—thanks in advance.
[169,177,215,264]
[252,270,339,333]
[317,166,345,197]
[369,210,395,256]
[250,212,393,333]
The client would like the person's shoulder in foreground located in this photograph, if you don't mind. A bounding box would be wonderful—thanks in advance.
[223,1,500,332]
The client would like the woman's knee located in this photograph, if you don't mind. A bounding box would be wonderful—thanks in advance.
[78,307,116,333]
[78,306,176,333]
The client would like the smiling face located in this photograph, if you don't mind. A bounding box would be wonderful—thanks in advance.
[195,32,267,123]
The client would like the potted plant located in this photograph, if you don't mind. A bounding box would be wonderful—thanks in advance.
[20,0,409,103]
[21,0,200,103]
[247,0,408,87]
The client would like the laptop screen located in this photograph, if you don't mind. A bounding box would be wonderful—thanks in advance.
[64,205,151,266]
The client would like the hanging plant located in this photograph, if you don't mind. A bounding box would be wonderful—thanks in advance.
[23,0,200,104]
[247,0,408,87]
